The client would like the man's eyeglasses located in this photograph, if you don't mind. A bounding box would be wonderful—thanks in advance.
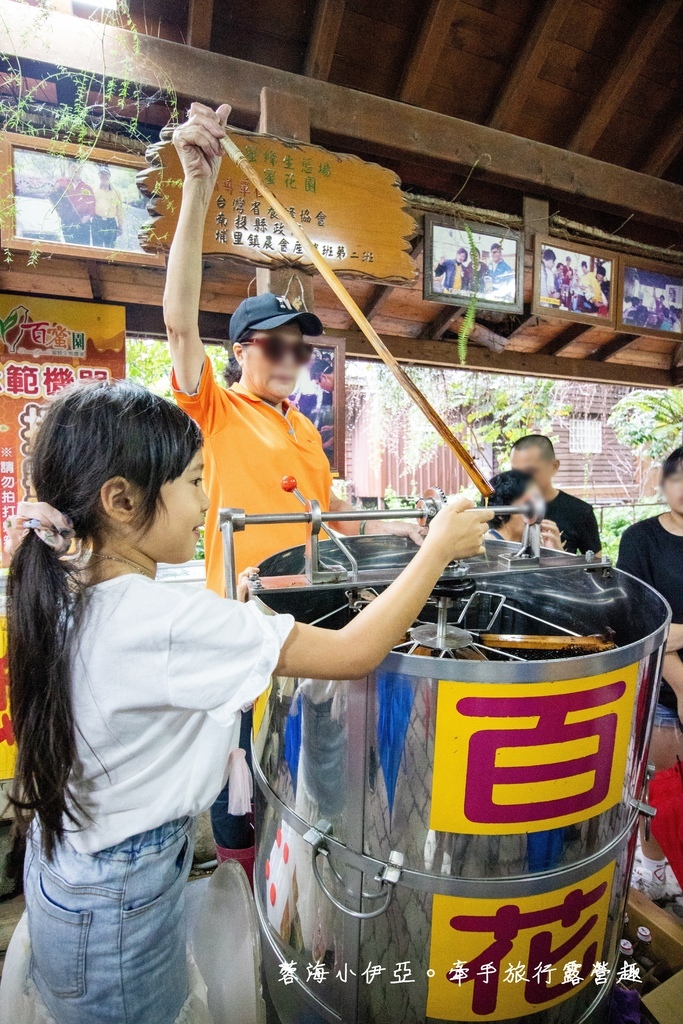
[239,333,313,366]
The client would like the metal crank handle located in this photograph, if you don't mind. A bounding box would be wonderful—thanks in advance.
[303,819,403,921]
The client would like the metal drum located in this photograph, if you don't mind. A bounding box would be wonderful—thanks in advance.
[247,535,669,1024]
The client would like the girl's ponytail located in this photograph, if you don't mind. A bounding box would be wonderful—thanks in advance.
[8,529,88,858]
[6,379,202,858]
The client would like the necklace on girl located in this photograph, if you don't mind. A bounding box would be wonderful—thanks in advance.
[90,552,155,579]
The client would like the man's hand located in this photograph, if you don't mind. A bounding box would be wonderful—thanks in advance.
[172,102,231,187]
[540,519,564,550]
[363,518,427,546]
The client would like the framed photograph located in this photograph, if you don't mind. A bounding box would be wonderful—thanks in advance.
[532,236,616,327]
[289,335,345,477]
[0,133,163,266]
[423,215,524,314]
[616,258,682,339]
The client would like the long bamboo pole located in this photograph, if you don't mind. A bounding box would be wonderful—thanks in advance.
[219,134,494,499]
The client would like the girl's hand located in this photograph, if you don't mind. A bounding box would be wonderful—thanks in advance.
[423,496,492,563]
[236,566,260,602]
[540,518,564,550]
[172,102,231,187]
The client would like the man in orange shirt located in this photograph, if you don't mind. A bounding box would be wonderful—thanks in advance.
[164,101,423,869]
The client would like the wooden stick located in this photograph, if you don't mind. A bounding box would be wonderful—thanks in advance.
[219,134,494,498]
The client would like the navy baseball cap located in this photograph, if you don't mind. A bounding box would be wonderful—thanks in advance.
[229,294,323,342]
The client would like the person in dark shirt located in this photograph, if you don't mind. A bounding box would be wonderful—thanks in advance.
[510,434,602,556]
[482,469,563,549]
[616,446,683,899]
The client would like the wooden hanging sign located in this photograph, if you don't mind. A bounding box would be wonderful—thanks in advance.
[137,127,418,284]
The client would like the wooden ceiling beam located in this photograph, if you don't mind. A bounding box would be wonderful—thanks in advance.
[588,333,641,362]
[304,0,345,81]
[487,0,567,133]
[641,104,683,178]
[187,0,214,50]
[670,341,683,371]
[420,305,463,340]
[509,314,543,339]
[568,0,683,156]
[363,285,393,320]
[398,0,458,106]
[534,323,588,356]
[340,331,672,388]
[4,5,682,229]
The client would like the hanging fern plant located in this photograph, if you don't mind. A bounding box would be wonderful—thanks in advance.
[456,223,479,363]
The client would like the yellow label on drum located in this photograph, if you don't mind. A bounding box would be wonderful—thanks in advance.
[426,860,614,1021]
[252,681,273,739]
[0,616,16,780]
[430,663,638,835]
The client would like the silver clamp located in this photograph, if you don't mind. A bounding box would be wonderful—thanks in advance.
[303,819,403,920]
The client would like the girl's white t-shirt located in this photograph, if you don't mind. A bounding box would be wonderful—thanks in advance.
[66,574,294,853]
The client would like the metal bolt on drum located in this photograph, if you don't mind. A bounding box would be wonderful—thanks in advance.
[214,479,669,1024]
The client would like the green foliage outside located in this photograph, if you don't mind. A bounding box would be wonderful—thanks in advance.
[608,389,683,464]
[127,340,680,563]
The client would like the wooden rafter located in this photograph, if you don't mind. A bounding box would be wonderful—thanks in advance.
[508,315,542,339]
[534,323,588,356]
[363,238,422,319]
[341,332,671,388]
[304,0,345,81]
[487,0,567,133]
[588,334,641,362]
[568,0,683,156]
[363,285,393,320]
[642,104,683,178]
[420,305,464,340]
[398,0,458,106]
[187,0,214,50]
[670,341,683,371]
[4,5,682,228]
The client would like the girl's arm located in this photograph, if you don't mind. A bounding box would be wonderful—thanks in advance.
[163,102,231,395]
[275,498,492,679]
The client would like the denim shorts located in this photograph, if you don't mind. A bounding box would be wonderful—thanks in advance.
[24,816,195,1024]
[653,702,681,728]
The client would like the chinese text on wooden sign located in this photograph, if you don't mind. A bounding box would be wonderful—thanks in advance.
[138,129,418,284]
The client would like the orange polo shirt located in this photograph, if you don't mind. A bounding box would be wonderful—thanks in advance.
[172,359,333,594]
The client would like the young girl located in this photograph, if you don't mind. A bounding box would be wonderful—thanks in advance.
[3,379,490,1024]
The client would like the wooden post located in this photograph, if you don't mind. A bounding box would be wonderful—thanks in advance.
[255,88,315,309]
[523,196,549,253]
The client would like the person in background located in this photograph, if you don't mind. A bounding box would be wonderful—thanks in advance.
[49,165,94,245]
[434,246,470,293]
[488,242,514,293]
[1,380,491,1024]
[617,447,683,900]
[308,357,334,454]
[91,166,124,248]
[483,469,563,549]
[540,248,560,303]
[579,263,608,314]
[510,435,602,557]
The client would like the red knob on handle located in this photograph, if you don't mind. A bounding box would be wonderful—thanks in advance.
[281,475,298,493]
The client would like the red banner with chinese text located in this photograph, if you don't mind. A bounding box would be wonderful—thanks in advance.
[0,293,125,564]
[0,295,125,779]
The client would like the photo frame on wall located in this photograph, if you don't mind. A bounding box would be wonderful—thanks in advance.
[423,215,524,314]
[532,236,616,328]
[617,257,682,339]
[289,335,345,477]
[0,133,163,266]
